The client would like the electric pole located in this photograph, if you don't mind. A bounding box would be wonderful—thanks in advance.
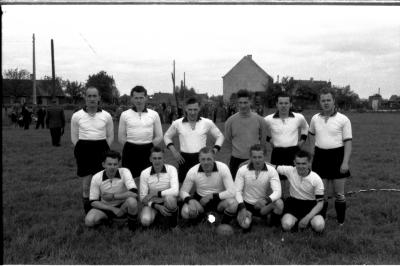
[32,34,37,105]
[51,39,56,101]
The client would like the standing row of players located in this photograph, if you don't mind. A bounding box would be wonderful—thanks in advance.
[71,85,352,230]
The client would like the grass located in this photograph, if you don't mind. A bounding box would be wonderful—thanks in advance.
[2,111,400,264]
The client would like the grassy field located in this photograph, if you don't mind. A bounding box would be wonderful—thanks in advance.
[2,111,400,264]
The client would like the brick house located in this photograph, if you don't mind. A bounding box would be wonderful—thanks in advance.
[222,55,274,102]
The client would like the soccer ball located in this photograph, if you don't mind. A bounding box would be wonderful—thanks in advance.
[216,224,234,236]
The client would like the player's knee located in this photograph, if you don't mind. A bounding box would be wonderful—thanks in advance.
[140,211,154,227]
[126,197,138,213]
[181,204,190,219]
[273,199,284,215]
[311,215,325,232]
[226,198,238,213]
[164,196,177,211]
[281,214,295,231]
[335,193,345,202]
[84,213,98,227]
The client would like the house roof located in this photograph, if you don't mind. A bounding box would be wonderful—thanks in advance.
[2,79,65,97]
[222,55,272,80]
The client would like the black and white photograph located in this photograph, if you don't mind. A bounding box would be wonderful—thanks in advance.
[2,2,400,264]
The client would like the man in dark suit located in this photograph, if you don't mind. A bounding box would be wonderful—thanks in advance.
[36,105,47,129]
[46,99,65,147]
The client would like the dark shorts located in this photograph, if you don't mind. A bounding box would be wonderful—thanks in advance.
[312,146,351,180]
[194,193,223,213]
[94,203,124,219]
[178,152,200,183]
[244,201,263,217]
[283,197,324,219]
[74,139,110,177]
[122,142,153,178]
[229,156,248,180]
[271,146,299,180]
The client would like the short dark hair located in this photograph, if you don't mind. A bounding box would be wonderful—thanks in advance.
[276,92,291,103]
[130,85,147,96]
[185,97,199,106]
[103,150,121,162]
[199,146,214,155]
[319,87,336,100]
[236,89,251,99]
[86,86,100,95]
[150,146,164,154]
[249,144,266,156]
[294,149,312,161]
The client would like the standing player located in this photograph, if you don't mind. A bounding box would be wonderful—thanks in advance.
[180,147,237,225]
[276,150,325,232]
[71,87,114,214]
[264,92,309,197]
[309,88,352,225]
[118,85,163,178]
[139,147,179,229]
[225,89,268,179]
[85,150,139,230]
[164,97,224,183]
[235,144,283,231]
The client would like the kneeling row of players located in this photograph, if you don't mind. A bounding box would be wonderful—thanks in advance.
[85,145,326,233]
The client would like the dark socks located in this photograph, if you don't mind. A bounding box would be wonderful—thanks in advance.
[127,214,138,231]
[335,200,346,224]
[270,212,282,227]
[221,210,235,224]
[82,197,91,214]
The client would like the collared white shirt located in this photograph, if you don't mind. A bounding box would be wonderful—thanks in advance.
[89,168,137,207]
[235,163,281,205]
[139,164,179,204]
[276,165,324,200]
[180,161,236,200]
[71,108,113,143]
[309,111,352,149]
[265,111,309,147]
[164,117,224,153]
[118,107,162,144]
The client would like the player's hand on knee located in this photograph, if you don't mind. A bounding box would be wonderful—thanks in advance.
[254,199,267,210]
[172,150,185,165]
[188,200,201,218]
[237,209,249,227]
[113,207,125,217]
[298,216,310,229]
[155,204,172,216]
[200,194,213,206]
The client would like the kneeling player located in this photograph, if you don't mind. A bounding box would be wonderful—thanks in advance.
[276,150,325,232]
[235,144,284,231]
[139,147,179,228]
[180,147,237,224]
[85,150,139,230]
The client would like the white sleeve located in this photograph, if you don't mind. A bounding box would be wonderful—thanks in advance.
[89,173,101,201]
[164,121,177,146]
[122,168,137,190]
[180,168,195,200]
[118,112,127,144]
[342,116,352,141]
[268,167,282,202]
[161,166,179,197]
[234,167,245,204]
[105,112,114,146]
[309,115,316,135]
[70,113,79,145]
[139,170,149,202]
[219,164,236,200]
[208,120,224,147]
[313,175,325,196]
[152,112,163,145]
[298,114,309,136]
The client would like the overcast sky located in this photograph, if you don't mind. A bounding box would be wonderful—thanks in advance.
[2,5,400,99]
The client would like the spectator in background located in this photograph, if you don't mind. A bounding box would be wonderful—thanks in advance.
[46,99,66,147]
[36,105,47,129]
[21,103,32,130]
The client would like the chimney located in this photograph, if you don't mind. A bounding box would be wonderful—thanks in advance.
[310,77,314,82]
[277,75,280,83]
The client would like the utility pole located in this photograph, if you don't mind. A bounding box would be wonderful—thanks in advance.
[171,60,179,109]
[51,39,56,101]
[32,34,37,105]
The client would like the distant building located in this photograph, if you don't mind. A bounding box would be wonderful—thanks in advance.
[369,94,383,111]
[290,78,331,96]
[389,95,400,109]
[2,79,65,105]
[222,55,273,102]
